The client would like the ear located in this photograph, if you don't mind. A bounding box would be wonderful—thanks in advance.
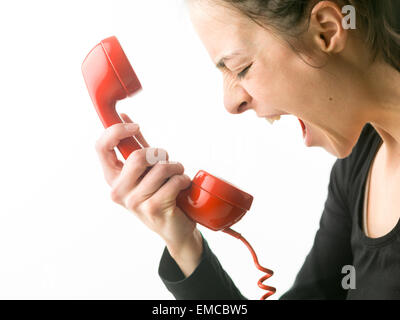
[309,1,348,54]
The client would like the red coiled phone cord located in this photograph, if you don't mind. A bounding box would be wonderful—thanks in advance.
[222,227,276,300]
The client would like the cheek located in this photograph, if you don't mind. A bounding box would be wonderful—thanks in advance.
[251,45,318,116]
[246,44,358,155]
[248,43,332,121]
[241,33,366,158]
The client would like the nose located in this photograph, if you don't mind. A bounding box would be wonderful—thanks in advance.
[223,82,252,115]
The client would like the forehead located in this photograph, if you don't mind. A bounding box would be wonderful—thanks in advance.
[187,0,259,62]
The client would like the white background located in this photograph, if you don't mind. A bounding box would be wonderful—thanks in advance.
[0,0,336,299]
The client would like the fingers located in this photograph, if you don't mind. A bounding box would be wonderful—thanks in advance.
[123,172,191,218]
[150,173,192,210]
[110,148,157,203]
[110,148,181,205]
[95,122,140,186]
[120,113,150,148]
[133,159,185,199]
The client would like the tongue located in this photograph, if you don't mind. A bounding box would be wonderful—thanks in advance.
[298,118,306,138]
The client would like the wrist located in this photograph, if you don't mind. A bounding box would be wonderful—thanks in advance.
[166,229,203,277]
[167,228,202,259]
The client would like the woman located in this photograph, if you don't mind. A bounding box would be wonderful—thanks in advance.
[94,0,400,299]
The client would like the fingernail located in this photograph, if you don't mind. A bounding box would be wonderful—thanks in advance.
[125,123,139,131]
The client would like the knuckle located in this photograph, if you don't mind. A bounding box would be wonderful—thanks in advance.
[110,186,121,204]
[95,138,104,153]
[156,161,184,177]
[181,174,191,186]
[104,125,117,139]
[165,174,180,189]
[108,122,125,133]
[125,194,140,212]
[175,162,185,174]
[106,123,128,142]
[127,149,148,167]
[157,162,171,176]
[173,174,186,185]
[175,174,191,189]
[143,198,160,216]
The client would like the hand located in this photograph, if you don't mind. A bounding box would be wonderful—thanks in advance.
[95,113,201,256]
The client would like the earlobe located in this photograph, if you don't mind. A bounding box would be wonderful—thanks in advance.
[309,0,348,54]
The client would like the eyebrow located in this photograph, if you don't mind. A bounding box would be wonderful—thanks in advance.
[215,50,243,69]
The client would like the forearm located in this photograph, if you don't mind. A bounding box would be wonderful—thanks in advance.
[159,230,247,300]
[166,228,203,278]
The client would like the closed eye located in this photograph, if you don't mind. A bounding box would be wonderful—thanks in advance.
[237,63,253,79]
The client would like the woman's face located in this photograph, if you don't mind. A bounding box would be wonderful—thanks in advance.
[187,0,369,159]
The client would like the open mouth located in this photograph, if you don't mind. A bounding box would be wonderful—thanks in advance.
[264,113,310,146]
[298,118,312,146]
[298,118,306,139]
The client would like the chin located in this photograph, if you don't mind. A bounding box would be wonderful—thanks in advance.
[325,140,355,159]
[312,126,356,159]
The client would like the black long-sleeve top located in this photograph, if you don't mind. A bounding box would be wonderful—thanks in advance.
[158,123,400,300]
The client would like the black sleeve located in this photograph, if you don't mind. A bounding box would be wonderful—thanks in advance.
[279,159,353,299]
[159,159,353,300]
[158,232,247,300]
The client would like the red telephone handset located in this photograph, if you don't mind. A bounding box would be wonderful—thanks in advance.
[82,36,275,299]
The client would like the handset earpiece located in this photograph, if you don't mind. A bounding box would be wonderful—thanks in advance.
[82,36,142,159]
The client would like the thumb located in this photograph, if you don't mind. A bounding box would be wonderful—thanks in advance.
[120,113,150,148]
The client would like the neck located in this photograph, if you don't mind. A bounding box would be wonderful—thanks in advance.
[363,61,400,168]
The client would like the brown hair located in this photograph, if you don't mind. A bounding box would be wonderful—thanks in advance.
[211,0,400,72]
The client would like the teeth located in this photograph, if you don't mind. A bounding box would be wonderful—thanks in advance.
[266,115,281,125]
